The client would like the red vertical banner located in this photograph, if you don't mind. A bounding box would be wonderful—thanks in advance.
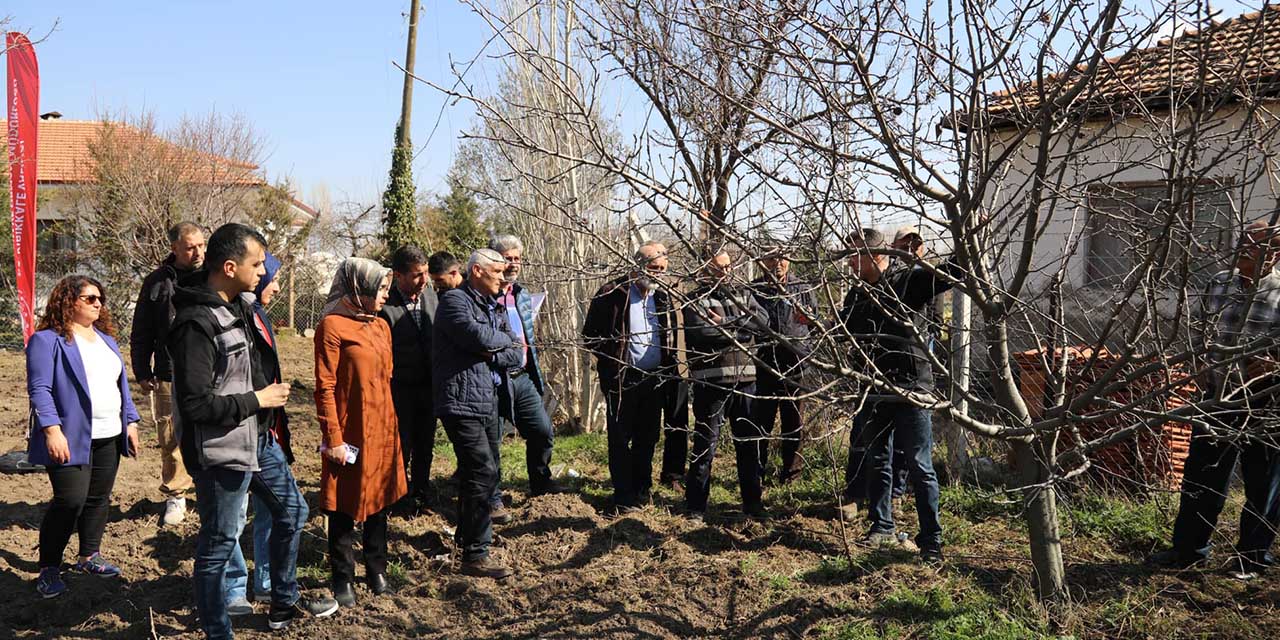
[6,32,38,344]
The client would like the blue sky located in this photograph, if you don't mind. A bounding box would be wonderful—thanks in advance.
[5,1,494,207]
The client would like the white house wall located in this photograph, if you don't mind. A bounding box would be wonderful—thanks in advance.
[985,103,1280,295]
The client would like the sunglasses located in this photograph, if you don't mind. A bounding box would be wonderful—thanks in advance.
[78,295,104,305]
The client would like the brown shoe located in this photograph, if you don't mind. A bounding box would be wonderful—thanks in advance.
[661,477,684,493]
[460,557,513,580]
[490,503,514,525]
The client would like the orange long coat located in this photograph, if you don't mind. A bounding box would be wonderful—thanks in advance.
[314,314,407,521]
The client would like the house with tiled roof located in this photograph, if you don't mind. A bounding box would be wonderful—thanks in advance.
[965,6,1280,295]
[7,114,316,257]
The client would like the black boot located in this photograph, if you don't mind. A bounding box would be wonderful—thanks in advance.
[332,580,356,608]
[367,572,391,596]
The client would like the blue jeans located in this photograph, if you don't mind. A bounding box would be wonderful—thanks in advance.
[193,435,307,639]
[497,373,555,497]
[1170,413,1280,569]
[858,401,942,551]
[222,444,281,603]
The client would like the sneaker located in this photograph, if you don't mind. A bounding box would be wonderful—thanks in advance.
[162,497,186,526]
[267,596,340,630]
[73,553,121,577]
[490,503,514,525]
[226,597,254,617]
[460,557,513,580]
[859,531,902,548]
[1147,549,1203,570]
[251,590,272,604]
[36,567,66,599]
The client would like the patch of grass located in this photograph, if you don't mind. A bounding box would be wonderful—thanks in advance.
[874,582,1051,640]
[767,572,794,593]
[1063,491,1174,553]
[738,553,759,576]
[818,619,897,640]
[939,485,1021,523]
[553,433,610,469]
[386,560,408,587]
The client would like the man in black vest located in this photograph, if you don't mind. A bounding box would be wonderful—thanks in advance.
[381,245,440,511]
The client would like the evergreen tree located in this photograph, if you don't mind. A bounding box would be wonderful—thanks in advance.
[381,121,419,254]
[440,176,487,257]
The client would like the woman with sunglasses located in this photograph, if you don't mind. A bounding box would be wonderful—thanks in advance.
[26,275,141,598]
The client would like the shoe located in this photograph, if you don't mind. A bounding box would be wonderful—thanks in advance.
[226,597,254,617]
[162,497,186,526]
[490,503,514,525]
[460,557,513,580]
[744,503,770,521]
[332,581,356,607]
[859,531,902,548]
[686,509,706,524]
[920,547,945,565]
[530,479,562,497]
[660,477,684,493]
[35,567,66,599]
[1147,549,1203,570]
[367,573,391,596]
[251,590,272,604]
[73,552,121,577]
[267,596,340,630]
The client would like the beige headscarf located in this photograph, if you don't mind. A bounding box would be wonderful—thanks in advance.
[321,257,391,320]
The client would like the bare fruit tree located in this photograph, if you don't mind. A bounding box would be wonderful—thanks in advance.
[432,0,1280,609]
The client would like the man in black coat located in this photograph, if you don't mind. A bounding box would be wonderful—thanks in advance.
[583,241,686,512]
[380,245,440,510]
[839,227,960,564]
[749,247,815,486]
[132,221,205,526]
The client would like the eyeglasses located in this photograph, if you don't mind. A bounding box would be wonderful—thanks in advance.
[78,295,103,305]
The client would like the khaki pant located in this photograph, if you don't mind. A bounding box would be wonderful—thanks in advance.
[153,381,193,496]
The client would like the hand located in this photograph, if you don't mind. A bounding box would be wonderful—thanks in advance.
[126,423,141,458]
[139,378,158,393]
[707,310,723,324]
[45,426,70,464]
[254,382,291,409]
[325,444,349,465]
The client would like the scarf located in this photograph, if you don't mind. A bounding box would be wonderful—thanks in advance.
[321,257,391,320]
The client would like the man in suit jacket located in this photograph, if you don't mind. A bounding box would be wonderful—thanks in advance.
[380,245,441,510]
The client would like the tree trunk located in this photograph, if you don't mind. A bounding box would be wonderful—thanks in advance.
[1013,437,1067,605]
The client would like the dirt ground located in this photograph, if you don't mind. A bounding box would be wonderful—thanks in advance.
[1,334,1278,639]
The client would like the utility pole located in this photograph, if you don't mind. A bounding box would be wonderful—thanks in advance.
[399,0,420,146]
[383,0,421,253]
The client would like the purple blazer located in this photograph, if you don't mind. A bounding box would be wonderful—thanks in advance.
[26,328,141,467]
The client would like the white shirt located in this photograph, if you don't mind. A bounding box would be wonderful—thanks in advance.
[74,332,124,440]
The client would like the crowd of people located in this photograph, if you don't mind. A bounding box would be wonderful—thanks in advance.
[22,217,1280,637]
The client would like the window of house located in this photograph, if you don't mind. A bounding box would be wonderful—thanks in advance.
[1085,182,1233,287]
[36,219,77,255]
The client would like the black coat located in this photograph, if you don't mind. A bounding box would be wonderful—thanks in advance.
[839,262,959,393]
[130,255,199,382]
[379,285,438,387]
[582,276,679,385]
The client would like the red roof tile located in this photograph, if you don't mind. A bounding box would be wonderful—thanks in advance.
[5,119,265,186]
[976,6,1280,128]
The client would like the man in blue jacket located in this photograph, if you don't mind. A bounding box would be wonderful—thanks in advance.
[433,248,524,580]
[490,235,556,506]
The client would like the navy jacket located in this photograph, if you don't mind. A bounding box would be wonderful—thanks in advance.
[26,328,141,467]
[432,283,523,419]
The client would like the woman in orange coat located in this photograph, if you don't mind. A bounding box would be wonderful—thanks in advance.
[314,257,406,608]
